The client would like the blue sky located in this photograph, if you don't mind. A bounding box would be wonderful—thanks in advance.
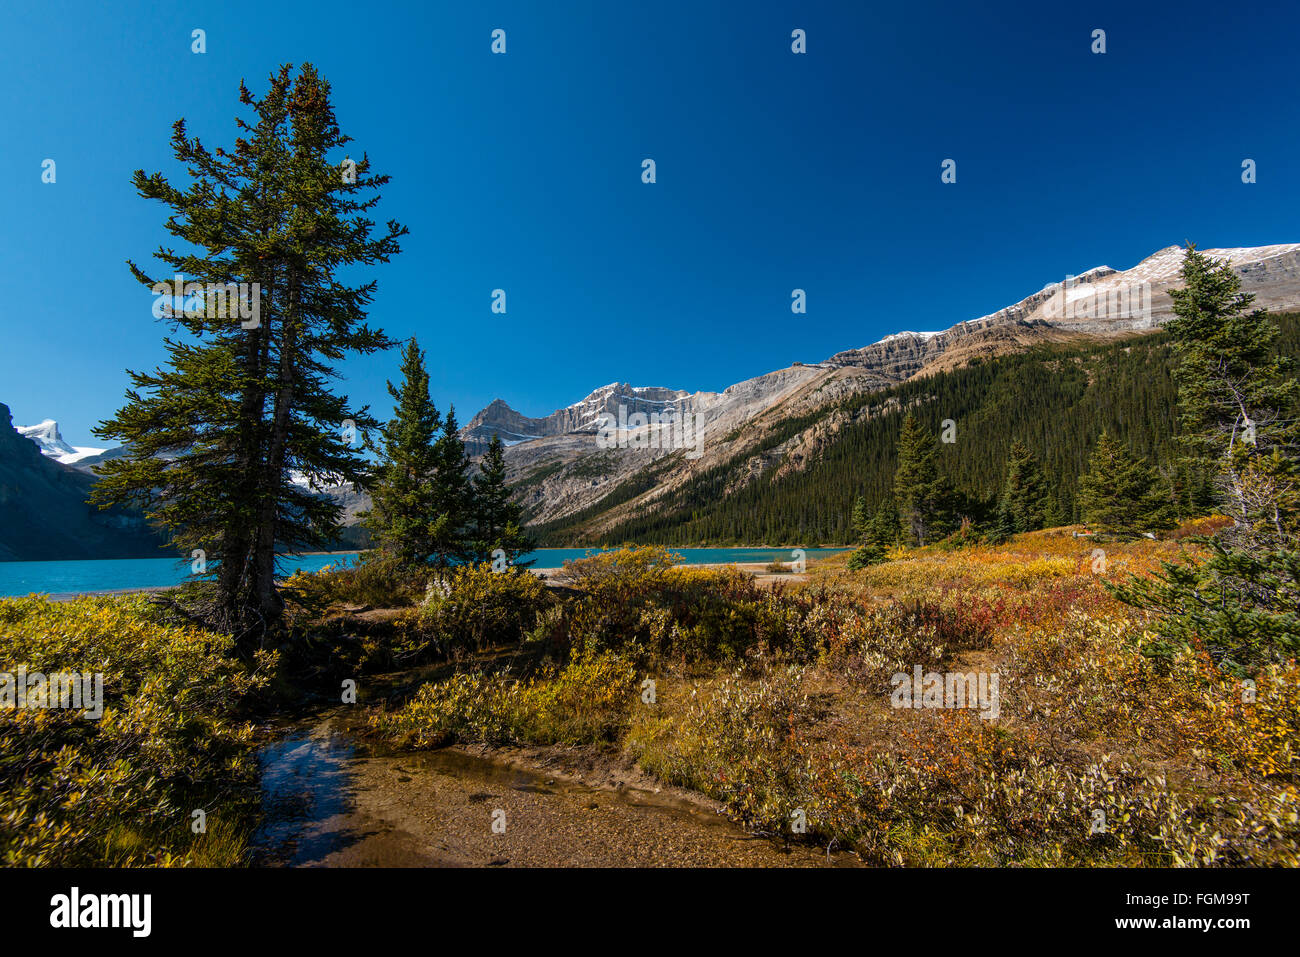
[2,0,1298,447]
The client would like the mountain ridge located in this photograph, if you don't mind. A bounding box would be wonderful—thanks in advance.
[462,242,1300,530]
[0,403,165,562]
[8,241,1299,559]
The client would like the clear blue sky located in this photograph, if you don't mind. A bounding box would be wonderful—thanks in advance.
[3,0,1298,447]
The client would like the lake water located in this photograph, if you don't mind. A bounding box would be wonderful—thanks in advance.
[0,547,848,598]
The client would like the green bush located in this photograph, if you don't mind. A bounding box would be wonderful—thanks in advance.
[407,563,551,656]
[0,595,273,866]
[846,544,886,570]
[371,649,639,748]
[282,551,429,614]
[547,547,815,665]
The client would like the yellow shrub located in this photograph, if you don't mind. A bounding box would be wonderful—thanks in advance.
[0,596,272,866]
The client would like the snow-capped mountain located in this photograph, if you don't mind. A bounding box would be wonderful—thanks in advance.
[0,404,163,561]
[462,385,695,454]
[16,419,107,465]
[13,241,1300,543]
[464,242,1300,528]
[824,242,1300,369]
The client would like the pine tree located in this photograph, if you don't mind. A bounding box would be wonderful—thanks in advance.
[1043,491,1065,529]
[428,405,474,569]
[851,496,871,540]
[1077,431,1176,537]
[471,434,535,565]
[997,440,1051,535]
[893,414,950,546]
[364,339,440,567]
[847,496,899,568]
[1166,244,1300,542]
[92,65,405,640]
[992,498,1016,543]
[1113,246,1300,672]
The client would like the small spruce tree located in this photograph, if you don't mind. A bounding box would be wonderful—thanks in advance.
[1113,246,1300,672]
[893,414,951,546]
[847,496,898,568]
[1077,431,1176,537]
[471,434,535,565]
[428,405,475,569]
[363,339,441,567]
[997,440,1051,536]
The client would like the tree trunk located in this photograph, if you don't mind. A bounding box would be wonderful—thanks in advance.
[252,267,299,627]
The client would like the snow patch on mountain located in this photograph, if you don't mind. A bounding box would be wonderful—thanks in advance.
[16,420,106,465]
[877,331,942,344]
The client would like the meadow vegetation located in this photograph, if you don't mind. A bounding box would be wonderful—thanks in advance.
[0,596,273,866]
[5,245,1293,867]
[363,535,1299,866]
[6,524,1295,866]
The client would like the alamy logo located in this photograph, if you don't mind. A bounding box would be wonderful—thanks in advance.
[50,887,151,937]
[0,668,103,719]
[595,405,706,459]
[1041,274,1151,322]
[890,666,999,720]
[151,274,261,329]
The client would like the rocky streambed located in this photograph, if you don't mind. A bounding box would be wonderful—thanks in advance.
[250,714,855,868]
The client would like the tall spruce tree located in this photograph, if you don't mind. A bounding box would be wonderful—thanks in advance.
[471,434,535,564]
[1113,246,1300,672]
[1165,244,1300,543]
[893,414,950,546]
[92,65,405,639]
[364,339,441,566]
[1077,431,1176,537]
[428,405,475,568]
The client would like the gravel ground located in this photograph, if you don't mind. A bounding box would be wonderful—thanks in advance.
[254,718,854,868]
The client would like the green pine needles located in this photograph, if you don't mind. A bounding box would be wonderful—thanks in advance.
[93,64,406,642]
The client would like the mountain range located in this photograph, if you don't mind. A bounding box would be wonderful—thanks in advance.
[0,404,163,561]
[468,242,1300,533]
[5,241,1299,560]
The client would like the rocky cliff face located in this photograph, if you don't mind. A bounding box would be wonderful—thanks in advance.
[462,365,841,525]
[462,385,696,455]
[463,242,1300,531]
[0,403,166,562]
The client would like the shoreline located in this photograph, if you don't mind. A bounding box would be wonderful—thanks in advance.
[37,559,816,601]
[6,548,845,601]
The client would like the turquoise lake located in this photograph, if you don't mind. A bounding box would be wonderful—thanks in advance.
[0,548,849,598]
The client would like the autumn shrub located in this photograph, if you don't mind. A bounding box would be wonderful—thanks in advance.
[553,545,681,590]
[1200,664,1300,781]
[405,563,551,658]
[1001,613,1208,752]
[369,532,1300,866]
[626,666,816,834]
[627,674,1228,866]
[816,598,992,690]
[513,650,641,744]
[282,551,428,617]
[862,720,1201,865]
[371,670,518,747]
[0,595,273,866]
[550,547,810,665]
[371,648,638,748]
